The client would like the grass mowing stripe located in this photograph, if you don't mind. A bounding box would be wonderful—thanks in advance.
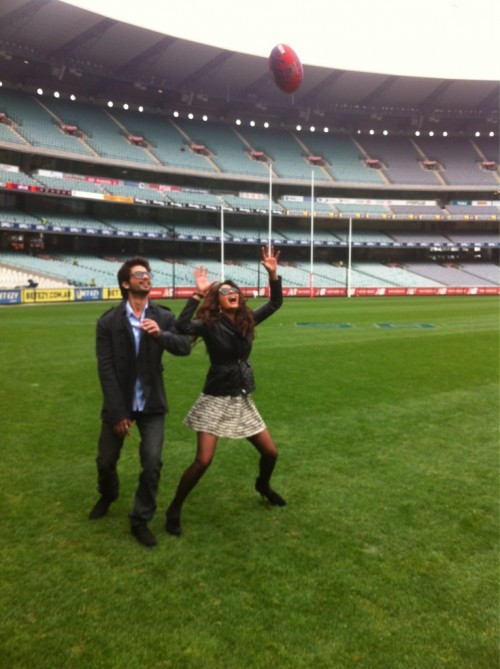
[0,296,498,669]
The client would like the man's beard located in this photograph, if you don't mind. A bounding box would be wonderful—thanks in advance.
[130,285,150,297]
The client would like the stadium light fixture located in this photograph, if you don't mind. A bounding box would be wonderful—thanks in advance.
[489,131,495,137]
[123,103,129,110]
[383,129,388,135]
[188,113,194,119]
[138,106,144,112]
[70,94,76,101]
[296,125,302,131]
[202,115,208,121]
[264,122,269,128]
[415,130,421,136]
[235,119,241,125]
[428,130,434,136]
[250,120,255,126]
[442,131,448,137]
[369,129,375,135]
[310,126,316,132]
[323,127,329,133]
[54,91,60,98]
[37,88,43,95]
[173,111,179,117]
[475,131,481,137]
[107,101,113,108]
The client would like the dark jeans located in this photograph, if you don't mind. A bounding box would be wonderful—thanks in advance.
[95,412,165,527]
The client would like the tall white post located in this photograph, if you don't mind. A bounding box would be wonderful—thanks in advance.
[347,216,352,298]
[310,170,314,298]
[268,162,272,253]
[220,205,225,282]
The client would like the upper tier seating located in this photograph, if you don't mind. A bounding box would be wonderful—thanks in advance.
[1,89,498,189]
[299,134,385,185]
[235,126,330,181]
[0,90,94,156]
[414,136,498,187]
[173,118,270,177]
[110,109,216,173]
[355,135,443,185]
[41,97,157,165]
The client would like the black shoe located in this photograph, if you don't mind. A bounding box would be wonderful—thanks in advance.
[255,478,287,506]
[131,524,157,547]
[89,496,113,520]
[165,508,182,536]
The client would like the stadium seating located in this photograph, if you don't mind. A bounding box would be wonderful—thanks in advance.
[0,250,498,289]
[303,134,386,185]
[0,90,94,156]
[41,97,157,165]
[0,89,497,295]
[355,135,442,185]
[1,88,498,191]
[109,109,217,173]
[235,126,330,181]
[414,136,498,187]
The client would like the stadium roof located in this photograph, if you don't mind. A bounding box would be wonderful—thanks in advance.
[0,0,498,134]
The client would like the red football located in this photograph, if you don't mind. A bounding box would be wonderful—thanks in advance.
[269,44,303,94]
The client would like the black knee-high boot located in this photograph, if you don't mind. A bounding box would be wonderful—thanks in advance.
[255,453,286,506]
[166,462,207,535]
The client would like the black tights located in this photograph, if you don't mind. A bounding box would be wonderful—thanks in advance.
[167,429,279,515]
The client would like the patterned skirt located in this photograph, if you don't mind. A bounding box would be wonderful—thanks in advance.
[183,393,266,439]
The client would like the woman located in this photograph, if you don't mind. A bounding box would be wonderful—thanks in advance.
[166,246,286,536]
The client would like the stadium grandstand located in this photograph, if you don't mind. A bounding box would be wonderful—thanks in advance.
[0,0,498,302]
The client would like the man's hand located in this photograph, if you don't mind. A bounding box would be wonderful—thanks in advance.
[113,418,134,437]
[140,318,160,338]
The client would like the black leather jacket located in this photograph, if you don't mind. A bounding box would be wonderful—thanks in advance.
[176,278,283,396]
[96,301,191,424]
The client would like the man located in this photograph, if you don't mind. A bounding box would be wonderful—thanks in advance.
[89,257,191,547]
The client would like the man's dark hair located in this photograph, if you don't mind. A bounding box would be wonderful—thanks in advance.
[117,257,151,299]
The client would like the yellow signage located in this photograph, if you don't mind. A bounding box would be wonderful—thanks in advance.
[23,288,74,303]
[102,287,122,301]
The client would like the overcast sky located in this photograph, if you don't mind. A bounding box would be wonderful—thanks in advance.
[62,0,499,81]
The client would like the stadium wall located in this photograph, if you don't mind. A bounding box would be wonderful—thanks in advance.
[1,284,499,306]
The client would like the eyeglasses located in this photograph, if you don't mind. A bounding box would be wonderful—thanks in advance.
[219,286,239,296]
[130,271,152,279]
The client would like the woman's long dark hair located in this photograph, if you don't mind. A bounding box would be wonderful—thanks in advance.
[196,280,255,340]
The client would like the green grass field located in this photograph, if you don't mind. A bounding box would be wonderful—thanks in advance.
[1,296,498,669]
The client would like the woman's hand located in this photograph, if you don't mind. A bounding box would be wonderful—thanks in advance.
[194,266,212,294]
[261,246,280,279]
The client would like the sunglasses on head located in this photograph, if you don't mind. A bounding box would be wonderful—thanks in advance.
[219,286,239,296]
[131,271,152,279]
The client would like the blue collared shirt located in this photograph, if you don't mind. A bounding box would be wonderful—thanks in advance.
[126,301,148,412]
